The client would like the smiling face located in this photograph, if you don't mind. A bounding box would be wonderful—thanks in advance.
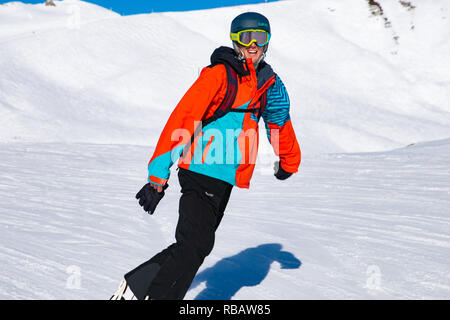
[237,42,264,65]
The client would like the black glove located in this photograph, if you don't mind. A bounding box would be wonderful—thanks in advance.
[136,183,168,215]
[274,161,293,180]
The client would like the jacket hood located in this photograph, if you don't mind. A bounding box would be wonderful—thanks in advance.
[210,46,251,77]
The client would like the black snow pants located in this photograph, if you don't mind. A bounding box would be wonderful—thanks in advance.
[124,168,233,300]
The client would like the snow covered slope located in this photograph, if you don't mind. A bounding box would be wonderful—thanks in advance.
[0,0,449,300]
[0,140,449,299]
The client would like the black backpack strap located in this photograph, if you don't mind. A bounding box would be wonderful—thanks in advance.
[212,63,270,122]
[182,64,238,159]
[227,85,267,121]
[219,65,238,113]
[202,64,238,127]
[258,90,268,121]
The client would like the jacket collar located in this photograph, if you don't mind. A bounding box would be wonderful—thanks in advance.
[255,61,275,90]
[210,46,275,89]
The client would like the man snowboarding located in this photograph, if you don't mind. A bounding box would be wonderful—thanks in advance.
[111,11,301,300]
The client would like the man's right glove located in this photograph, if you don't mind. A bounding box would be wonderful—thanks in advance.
[136,183,168,215]
[274,161,293,181]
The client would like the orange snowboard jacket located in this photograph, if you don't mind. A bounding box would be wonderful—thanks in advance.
[147,47,301,188]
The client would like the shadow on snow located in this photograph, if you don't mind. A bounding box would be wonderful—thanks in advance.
[188,243,301,300]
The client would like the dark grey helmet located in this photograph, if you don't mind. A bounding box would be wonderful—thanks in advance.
[230,12,271,34]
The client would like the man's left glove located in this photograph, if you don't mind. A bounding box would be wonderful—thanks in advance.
[136,183,169,215]
[274,161,293,180]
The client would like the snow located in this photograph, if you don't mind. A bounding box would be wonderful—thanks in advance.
[0,0,449,299]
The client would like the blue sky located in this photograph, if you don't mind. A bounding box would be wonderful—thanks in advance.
[0,0,279,15]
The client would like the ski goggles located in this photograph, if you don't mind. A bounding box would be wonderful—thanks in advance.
[230,29,271,47]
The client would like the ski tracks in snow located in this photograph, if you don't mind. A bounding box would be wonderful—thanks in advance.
[0,141,449,299]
